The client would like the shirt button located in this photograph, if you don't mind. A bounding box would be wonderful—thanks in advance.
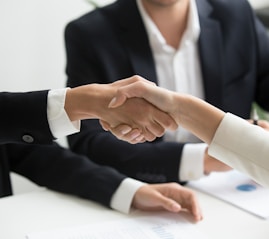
[22,135,34,143]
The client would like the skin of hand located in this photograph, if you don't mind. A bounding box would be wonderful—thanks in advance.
[258,120,269,131]
[247,119,269,131]
[203,148,232,175]
[132,182,203,222]
[64,76,177,142]
[105,76,224,144]
[100,76,179,143]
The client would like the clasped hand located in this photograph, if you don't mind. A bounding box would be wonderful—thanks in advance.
[99,75,178,143]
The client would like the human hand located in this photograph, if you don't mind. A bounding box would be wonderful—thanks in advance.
[99,75,179,143]
[100,121,146,144]
[100,96,177,142]
[99,76,178,142]
[66,76,177,142]
[132,183,203,222]
[257,120,269,131]
[203,147,232,175]
[247,119,269,131]
[108,76,177,114]
[107,76,226,145]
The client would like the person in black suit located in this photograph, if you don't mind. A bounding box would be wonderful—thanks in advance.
[0,79,202,220]
[65,0,269,184]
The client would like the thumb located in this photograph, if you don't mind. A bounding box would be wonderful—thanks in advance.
[108,94,127,108]
[108,83,139,108]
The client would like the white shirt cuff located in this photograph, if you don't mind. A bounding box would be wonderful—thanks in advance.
[47,88,80,138]
[179,143,207,181]
[110,178,145,214]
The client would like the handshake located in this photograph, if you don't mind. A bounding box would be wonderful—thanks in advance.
[65,74,226,146]
[66,75,182,144]
[99,75,180,144]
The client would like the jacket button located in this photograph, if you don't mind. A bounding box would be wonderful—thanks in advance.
[22,135,34,143]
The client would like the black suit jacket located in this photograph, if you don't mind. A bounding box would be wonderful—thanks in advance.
[65,0,269,183]
[0,90,53,144]
[0,91,126,207]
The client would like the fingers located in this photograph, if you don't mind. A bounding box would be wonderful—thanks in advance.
[153,194,182,213]
[150,108,178,132]
[163,183,203,222]
[112,127,145,144]
[156,192,203,222]
[100,105,178,143]
[247,119,269,131]
[256,120,269,131]
[183,188,204,222]
[132,183,203,222]
[102,120,167,143]
[100,121,146,144]
[140,117,177,141]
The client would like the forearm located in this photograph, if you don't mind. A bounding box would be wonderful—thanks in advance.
[10,142,126,207]
[64,84,113,121]
[68,122,183,183]
[172,93,225,144]
[136,84,225,144]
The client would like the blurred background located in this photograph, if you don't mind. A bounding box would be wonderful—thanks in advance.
[0,0,268,194]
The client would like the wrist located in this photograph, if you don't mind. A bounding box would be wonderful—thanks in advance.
[65,84,111,121]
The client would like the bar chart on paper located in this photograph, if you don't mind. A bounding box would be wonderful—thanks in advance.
[26,212,209,239]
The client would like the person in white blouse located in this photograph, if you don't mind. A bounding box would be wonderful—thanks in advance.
[106,76,269,188]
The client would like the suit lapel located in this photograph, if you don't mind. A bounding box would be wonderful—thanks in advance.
[112,0,224,103]
[196,0,224,108]
[114,0,157,83]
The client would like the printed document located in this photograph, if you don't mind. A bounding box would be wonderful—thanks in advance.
[188,170,269,219]
[26,212,208,239]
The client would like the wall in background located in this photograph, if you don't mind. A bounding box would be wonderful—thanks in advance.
[0,0,114,92]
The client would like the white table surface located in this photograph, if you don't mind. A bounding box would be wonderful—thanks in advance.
[1,188,269,239]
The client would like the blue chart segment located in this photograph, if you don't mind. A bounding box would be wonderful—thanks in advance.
[236,184,257,192]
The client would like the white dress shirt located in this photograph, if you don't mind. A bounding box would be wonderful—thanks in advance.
[47,88,80,139]
[137,0,207,181]
[209,113,269,188]
[47,88,143,214]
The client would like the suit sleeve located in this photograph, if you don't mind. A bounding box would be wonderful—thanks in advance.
[7,142,126,207]
[0,90,54,144]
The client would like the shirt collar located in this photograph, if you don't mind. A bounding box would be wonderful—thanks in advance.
[136,0,201,49]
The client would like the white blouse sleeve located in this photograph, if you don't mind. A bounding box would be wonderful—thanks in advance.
[208,113,269,187]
